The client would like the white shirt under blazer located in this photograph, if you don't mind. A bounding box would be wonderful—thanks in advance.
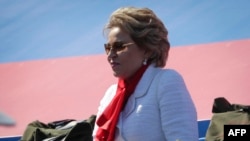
[93,64,199,141]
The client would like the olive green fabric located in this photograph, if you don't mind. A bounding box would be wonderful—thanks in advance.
[205,97,250,141]
[20,115,96,141]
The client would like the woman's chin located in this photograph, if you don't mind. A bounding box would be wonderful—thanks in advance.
[113,72,124,79]
[113,72,119,77]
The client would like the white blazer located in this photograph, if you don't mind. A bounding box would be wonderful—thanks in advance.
[93,65,199,141]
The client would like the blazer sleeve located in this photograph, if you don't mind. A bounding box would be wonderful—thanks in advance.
[157,69,199,141]
[92,84,117,138]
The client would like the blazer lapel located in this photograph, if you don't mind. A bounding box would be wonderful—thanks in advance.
[123,65,161,117]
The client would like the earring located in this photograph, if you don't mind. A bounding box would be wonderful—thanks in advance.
[143,58,147,65]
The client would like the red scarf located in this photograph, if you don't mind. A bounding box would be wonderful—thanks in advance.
[95,65,149,141]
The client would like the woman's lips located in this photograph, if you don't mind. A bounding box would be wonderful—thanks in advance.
[110,62,120,69]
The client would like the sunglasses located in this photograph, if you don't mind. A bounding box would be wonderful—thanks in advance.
[104,42,134,54]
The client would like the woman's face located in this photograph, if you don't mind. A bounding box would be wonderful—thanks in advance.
[106,27,146,79]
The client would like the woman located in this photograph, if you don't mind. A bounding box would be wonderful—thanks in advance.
[93,6,198,141]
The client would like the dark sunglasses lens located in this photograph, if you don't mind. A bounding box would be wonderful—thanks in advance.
[104,42,127,54]
[113,42,125,51]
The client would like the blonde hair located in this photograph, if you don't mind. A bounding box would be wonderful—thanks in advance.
[104,6,170,67]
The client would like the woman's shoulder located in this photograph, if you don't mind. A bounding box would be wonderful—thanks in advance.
[100,84,117,103]
[157,68,184,81]
[161,68,181,74]
[148,64,182,77]
[145,65,185,85]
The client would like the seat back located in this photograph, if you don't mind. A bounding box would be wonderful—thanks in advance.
[0,136,21,141]
[198,119,210,141]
